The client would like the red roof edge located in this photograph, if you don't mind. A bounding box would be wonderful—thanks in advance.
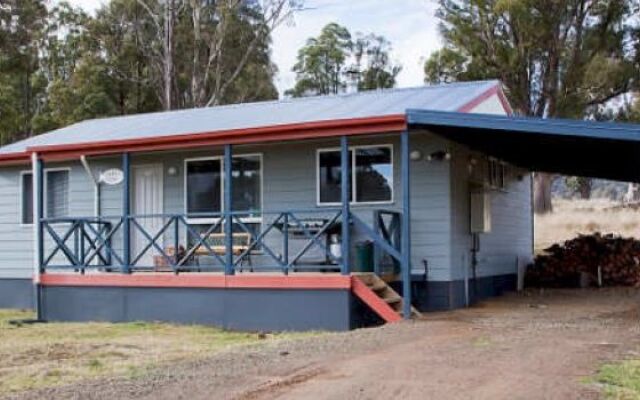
[24,114,406,161]
[0,151,30,166]
[457,83,514,115]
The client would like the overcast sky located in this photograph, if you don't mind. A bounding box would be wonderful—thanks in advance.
[63,0,442,95]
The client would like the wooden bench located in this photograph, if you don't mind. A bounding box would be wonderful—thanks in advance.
[195,232,253,271]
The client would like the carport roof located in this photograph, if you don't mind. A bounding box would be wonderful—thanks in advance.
[407,109,640,183]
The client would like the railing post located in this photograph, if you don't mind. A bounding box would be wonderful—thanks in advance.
[173,216,179,273]
[340,136,350,275]
[401,130,412,319]
[224,144,234,275]
[122,152,131,274]
[283,213,289,275]
[373,210,381,276]
[32,153,44,320]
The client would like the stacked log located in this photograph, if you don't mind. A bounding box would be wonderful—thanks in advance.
[527,233,640,288]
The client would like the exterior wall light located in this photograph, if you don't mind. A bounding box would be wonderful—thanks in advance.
[427,150,451,162]
[167,166,178,176]
[410,150,423,161]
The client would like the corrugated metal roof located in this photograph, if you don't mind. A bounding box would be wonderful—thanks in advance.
[0,80,500,155]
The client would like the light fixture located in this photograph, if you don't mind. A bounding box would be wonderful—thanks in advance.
[410,150,423,161]
[167,166,178,176]
[427,150,451,162]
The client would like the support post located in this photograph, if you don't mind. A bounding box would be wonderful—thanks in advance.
[122,152,131,273]
[224,144,234,275]
[32,153,44,320]
[401,130,412,319]
[340,136,350,275]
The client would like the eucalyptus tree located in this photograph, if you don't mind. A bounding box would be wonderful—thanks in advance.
[425,0,639,213]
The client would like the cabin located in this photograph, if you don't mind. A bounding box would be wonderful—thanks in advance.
[0,80,534,331]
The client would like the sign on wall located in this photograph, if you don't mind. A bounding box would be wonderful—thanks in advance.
[99,168,125,185]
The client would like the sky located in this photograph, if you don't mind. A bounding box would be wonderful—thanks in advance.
[62,0,442,95]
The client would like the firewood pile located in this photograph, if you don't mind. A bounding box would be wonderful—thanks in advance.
[527,233,640,288]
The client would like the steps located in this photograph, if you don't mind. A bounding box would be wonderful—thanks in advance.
[351,273,422,323]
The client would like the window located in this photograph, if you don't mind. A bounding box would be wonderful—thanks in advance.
[186,159,222,215]
[21,169,70,225]
[231,155,262,214]
[21,173,33,225]
[317,145,393,205]
[487,159,506,190]
[46,170,69,219]
[185,155,262,217]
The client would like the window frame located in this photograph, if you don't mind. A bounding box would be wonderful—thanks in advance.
[20,167,72,227]
[183,153,264,225]
[316,144,394,207]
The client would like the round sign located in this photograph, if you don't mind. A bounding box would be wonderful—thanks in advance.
[100,168,124,185]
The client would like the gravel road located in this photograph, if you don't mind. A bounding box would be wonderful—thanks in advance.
[9,288,640,400]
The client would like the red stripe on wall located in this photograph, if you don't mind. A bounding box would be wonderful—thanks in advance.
[39,273,352,290]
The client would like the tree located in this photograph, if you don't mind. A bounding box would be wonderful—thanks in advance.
[0,0,47,144]
[425,0,639,213]
[353,33,402,91]
[133,0,298,109]
[287,22,353,97]
[287,23,401,97]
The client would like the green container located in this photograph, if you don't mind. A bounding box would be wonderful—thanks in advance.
[354,241,374,272]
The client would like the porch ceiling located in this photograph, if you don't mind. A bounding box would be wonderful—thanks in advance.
[407,110,640,183]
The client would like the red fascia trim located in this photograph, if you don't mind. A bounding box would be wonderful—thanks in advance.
[457,84,513,115]
[0,151,30,166]
[39,273,352,290]
[29,115,407,161]
[351,276,402,323]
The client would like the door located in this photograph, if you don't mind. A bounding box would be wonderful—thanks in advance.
[132,164,164,267]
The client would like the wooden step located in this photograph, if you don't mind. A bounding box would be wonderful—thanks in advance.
[351,273,422,321]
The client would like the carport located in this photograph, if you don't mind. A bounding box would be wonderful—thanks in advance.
[407,109,640,182]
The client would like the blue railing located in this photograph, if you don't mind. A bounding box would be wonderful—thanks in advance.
[40,208,403,275]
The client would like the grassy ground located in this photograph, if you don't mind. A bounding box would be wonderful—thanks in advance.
[593,360,640,399]
[534,198,640,253]
[0,309,308,395]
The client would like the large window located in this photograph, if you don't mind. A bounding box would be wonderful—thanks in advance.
[21,169,70,224]
[317,145,393,205]
[185,155,262,218]
[186,159,222,215]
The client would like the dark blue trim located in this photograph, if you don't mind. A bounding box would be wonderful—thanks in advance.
[122,153,131,273]
[407,109,640,141]
[224,144,234,275]
[36,157,44,274]
[401,130,411,319]
[340,136,350,275]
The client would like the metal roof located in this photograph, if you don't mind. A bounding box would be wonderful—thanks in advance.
[0,80,500,155]
[408,109,640,182]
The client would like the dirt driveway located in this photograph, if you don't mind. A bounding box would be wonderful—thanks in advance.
[10,288,640,400]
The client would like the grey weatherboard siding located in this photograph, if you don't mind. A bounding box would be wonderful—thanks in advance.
[0,131,533,310]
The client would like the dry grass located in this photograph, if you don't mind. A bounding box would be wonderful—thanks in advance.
[535,199,640,253]
[0,309,310,395]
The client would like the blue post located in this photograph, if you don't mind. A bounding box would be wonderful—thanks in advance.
[34,155,44,321]
[224,144,234,275]
[36,157,44,274]
[122,152,131,274]
[340,136,350,275]
[401,130,412,319]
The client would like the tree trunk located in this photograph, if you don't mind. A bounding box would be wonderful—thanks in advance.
[577,177,592,200]
[533,172,554,214]
[162,0,175,110]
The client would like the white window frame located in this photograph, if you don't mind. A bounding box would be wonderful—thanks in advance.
[316,144,394,206]
[183,153,264,225]
[20,167,71,227]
